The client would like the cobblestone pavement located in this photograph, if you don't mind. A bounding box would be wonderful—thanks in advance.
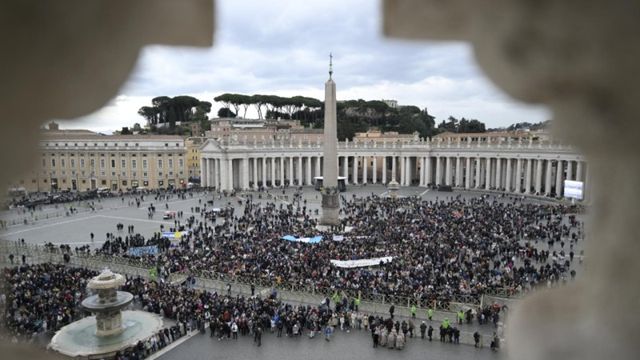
[158,327,504,360]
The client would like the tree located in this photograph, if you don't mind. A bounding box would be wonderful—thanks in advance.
[217,107,236,118]
[119,127,132,135]
[132,123,142,132]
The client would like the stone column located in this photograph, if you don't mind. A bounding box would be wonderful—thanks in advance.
[556,160,564,197]
[363,156,368,184]
[515,158,522,193]
[496,158,502,190]
[288,156,294,186]
[353,156,359,184]
[342,156,348,184]
[426,156,432,186]
[242,157,249,190]
[535,159,543,194]
[465,157,471,189]
[445,156,452,186]
[576,161,583,181]
[372,157,378,184]
[419,157,425,186]
[545,159,553,195]
[435,156,442,186]
[253,158,259,189]
[400,156,406,185]
[455,157,462,187]
[321,72,339,225]
[525,159,533,193]
[567,160,574,181]
[228,158,234,190]
[200,157,208,187]
[485,157,491,190]
[279,157,285,186]
[262,157,267,187]
[213,159,219,189]
[315,156,321,179]
[475,157,481,188]
[297,155,303,186]
[382,157,387,184]
[391,156,396,182]
[307,156,313,186]
[271,157,276,187]
[505,158,512,192]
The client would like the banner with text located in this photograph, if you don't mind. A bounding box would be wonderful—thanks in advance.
[330,256,393,268]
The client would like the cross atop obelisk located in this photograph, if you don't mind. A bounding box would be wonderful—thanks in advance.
[320,52,339,226]
[329,52,333,79]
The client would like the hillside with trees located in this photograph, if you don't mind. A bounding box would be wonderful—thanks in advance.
[135,92,494,140]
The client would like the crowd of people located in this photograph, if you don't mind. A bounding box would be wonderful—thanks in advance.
[73,192,583,307]
[3,263,491,358]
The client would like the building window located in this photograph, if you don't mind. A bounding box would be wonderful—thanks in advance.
[70,159,75,168]
[142,159,148,169]
[51,159,56,167]
[101,180,107,185]
[158,159,163,168]
[168,159,173,168]
[179,159,184,168]
[121,159,126,168]
[143,180,149,186]
[122,180,127,186]
[42,159,45,167]
[80,159,85,168]
[111,159,116,168]
[158,180,164,186]
[132,160,137,168]
[90,159,95,168]
[100,159,105,169]
[143,172,147,177]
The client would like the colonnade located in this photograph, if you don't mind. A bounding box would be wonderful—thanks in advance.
[201,153,587,198]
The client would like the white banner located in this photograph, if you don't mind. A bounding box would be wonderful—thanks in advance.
[330,256,393,268]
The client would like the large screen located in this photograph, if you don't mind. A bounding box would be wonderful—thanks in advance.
[564,180,584,200]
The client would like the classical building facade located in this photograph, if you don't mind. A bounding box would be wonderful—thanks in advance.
[200,133,588,199]
[9,125,187,192]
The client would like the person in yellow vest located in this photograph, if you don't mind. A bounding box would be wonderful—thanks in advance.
[427,307,434,321]
[442,318,450,329]
[354,295,361,312]
[457,310,465,325]
[410,304,417,319]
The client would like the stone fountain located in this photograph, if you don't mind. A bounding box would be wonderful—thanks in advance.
[49,269,163,359]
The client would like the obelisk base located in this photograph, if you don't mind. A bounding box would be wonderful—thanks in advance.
[320,190,340,226]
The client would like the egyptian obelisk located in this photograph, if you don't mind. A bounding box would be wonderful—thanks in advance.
[320,53,340,226]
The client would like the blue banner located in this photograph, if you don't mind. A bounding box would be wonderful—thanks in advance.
[281,235,323,244]
[127,245,159,257]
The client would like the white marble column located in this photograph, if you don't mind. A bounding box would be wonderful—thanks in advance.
[288,156,293,185]
[535,159,543,194]
[372,157,378,184]
[485,157,491,190]
[576,161,583,181]
[297,156,303,186]
[515,158,523,193]
[455,157,462,187]
[426,156,432,186]
[307,156,313,185]
[525,159,533,193]
[391,156,396,182]
[464,157,471,189]
[315,156,321,179]
[353,156,359,184]
[567,160,573,181]
[253,158,259,189]
[475,158,481,188]
[545,159,553,195]
[342,156,348,184]
[400,156,406,185]
[200,157,208,187]
[505,158,512,192]
[228,158,234,190]
[419,157,425,186]
[262,157,267,187]
[363,156,368,184]
[496,158,502,190]
[435,156,442,186]
[271,157,276,187]
[445,157,452,186]
[242,157,249,190]
[382,157,387,184]
[555,160,564,197]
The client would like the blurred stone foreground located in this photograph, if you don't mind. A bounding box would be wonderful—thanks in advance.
[2,0,640,359]
[0,0,213,359]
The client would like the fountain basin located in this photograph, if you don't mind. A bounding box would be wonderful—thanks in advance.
[49,310,163,359]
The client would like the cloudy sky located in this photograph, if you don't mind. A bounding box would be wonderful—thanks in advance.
[57,0,549,133]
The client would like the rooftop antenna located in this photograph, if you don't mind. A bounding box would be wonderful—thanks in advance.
[329,52,333,79]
